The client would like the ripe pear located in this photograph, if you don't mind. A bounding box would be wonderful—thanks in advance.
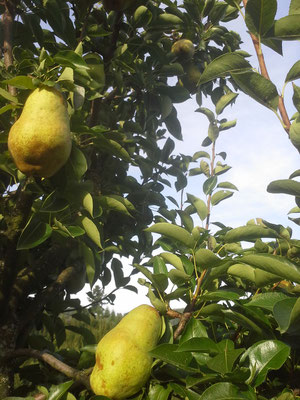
[90,304,161,399]
[171,39,195,60]
[8,86,72,178]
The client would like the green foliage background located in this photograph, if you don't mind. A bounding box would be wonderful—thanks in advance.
[0,0,300,399]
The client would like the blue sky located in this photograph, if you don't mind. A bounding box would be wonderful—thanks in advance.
[81,2,300,313]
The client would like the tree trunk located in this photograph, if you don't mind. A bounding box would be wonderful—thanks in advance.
[0,322,18,397]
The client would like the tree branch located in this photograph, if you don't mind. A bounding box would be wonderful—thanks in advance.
[172,269,207,340]
[4,348,91,390]
[2,0,17,96]
[242,0,290,134]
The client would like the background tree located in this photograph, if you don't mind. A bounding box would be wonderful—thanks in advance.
[1,0,300,399]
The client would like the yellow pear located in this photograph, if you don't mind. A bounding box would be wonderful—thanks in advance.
[8,86,72,178]
[171,39,195,60]
[90,304,161,399]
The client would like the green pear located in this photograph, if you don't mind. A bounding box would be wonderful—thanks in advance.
[171,39,195,60]
[90,304,161,399]
[8,86,72,178]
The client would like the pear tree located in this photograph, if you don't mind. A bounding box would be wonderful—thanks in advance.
[0,1,300,400]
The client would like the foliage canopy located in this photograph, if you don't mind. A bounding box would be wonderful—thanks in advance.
[0,0,300,399]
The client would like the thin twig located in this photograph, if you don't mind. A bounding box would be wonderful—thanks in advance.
[4,348,91,390]
[205,140,216,230]
[242,0,290,134]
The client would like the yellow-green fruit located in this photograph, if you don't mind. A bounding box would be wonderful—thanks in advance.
[8,87,72,178]
[90,304,161,399]
[171,39,195,60]
[103,0,136,12]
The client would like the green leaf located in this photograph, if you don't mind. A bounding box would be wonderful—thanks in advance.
[269,15,300,40]
[160,252,184,271]
[273,297,300,333]
[199,53,251,85]
[241,340,290,387]
[148,384,172,400]
[195,107,215,122]
[156,13,183,26]
[245,0,277,36]
[0,87,19,103]
[207,347,244,374]
[54,50,89,70]
[80,217,102,248]
[211,190,233,206]
[293,83,300,112]
[133,6,152,27]
[289,116,300,151]
[3,76,35,90]
[153,256,168,274]
[219,119,237,131]
[164,107,182,140]
[150,344,196,371]
[228,263,281,287]
[160,96,173,120]
[240,254,300,283]
[217,181,238,190]
[285,60,300,83]
[231,71,279,110]
[194,248,223,269]
[290,0,300,15]
[66,145,87,179]
[192,151,210,161]
[17,216,52,250]
[168,269,191,285]
[180,318,208,343]
[224,225,279,242]
[48,381,74,400]
[99,195,133,217]
[177,337,219,353]
[145,222,195,248]
[267,179,300,196]
[203,176,218,195]
[187,194,208,221]
[215,92,238,115]
[79,242,95,287]
[245,292,289,311]
[199,382,255,400]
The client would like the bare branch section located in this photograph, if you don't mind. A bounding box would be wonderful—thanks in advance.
[242,0,290,134]
[2,0,17,96]
[5,348,91,390]
[167,270,207,340]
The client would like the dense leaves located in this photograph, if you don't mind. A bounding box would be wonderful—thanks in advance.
[0,0,300,400]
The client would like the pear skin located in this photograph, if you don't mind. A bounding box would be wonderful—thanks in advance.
[8,87,72,178]
[171,39,195,60]
[90,305,161,399]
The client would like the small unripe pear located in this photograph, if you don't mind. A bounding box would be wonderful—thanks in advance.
[171,39,195,60]
[90,304,161,399]
[8,87,72,178]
